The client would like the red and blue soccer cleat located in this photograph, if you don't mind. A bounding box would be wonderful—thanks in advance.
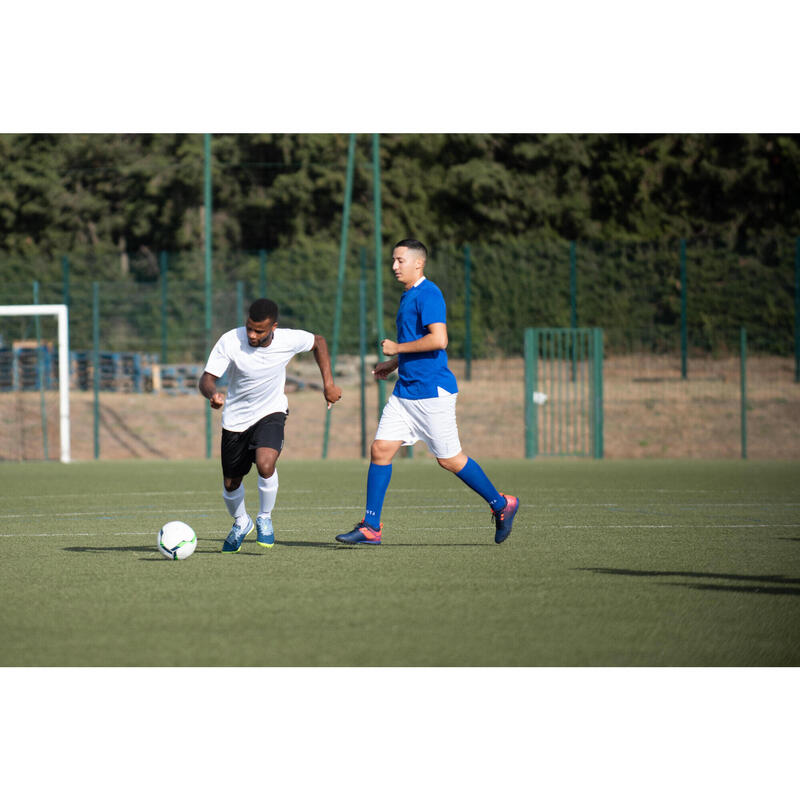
[492,494,519,543]
[336,520,383,545]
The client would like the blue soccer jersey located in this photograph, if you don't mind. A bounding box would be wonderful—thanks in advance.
[393,278,459,399]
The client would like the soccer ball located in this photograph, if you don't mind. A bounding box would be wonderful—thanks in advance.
[157,520,197,560]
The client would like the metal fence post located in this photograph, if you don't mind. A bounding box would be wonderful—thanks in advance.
[740,327,747,459]
[323,133,355,459]
[794,236,799,383]
[204,133,213,459]
[235,281,245,330]
[373,133,386,420]
[524,327,538,459]
[259,249,267,298]
[33,280,49,459]
[680,238,688,379]
[92,282,100,460]
[62,255,70,310]
[159,251,168,364]
[592,327,604,459]
[569,240,577,329]
[464,244,472,380]
[359,247,367,459]
[570,241,577,382]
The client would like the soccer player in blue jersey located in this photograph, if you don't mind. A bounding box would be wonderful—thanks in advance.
[336,239,519,545]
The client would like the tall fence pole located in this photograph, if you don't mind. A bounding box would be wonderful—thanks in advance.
[524,327,538,459]
[680,238,688,379]
[569,241,577,329]
[322,133,356,459]
[92,282,100,460]
[236,280,244,327]
[740,327,747,459]
[159,250,168,364]
[204,133,213,459]
[359,247,368,459]
[62,255,70,310]
[592,327,604,459]
[373,133,385,418]
[794,236,799,383]
[570,241,577,381]
[464,244,472,380]
[33,280,49,459]
[259,249,267,298]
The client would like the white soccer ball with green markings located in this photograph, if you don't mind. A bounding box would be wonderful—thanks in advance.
[157,521,197,560]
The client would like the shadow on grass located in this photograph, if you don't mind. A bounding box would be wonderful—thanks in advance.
[65,544,155,553]
[578,567,800,597]
[276,540,493,548]
[64,544,230,559]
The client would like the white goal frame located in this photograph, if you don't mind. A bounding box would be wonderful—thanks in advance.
[0,304,71,463]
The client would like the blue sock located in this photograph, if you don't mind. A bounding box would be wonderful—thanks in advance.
[364,463,392,529]
[455,458,505,510]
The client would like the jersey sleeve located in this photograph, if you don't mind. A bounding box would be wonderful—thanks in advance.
[289,329,315,353]
[419,285,447,329]
[204,333,231,377]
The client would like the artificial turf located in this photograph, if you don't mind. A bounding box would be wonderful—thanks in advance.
[1,458,798,666]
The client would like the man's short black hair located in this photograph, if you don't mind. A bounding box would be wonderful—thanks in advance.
[394,239,428,260]
[249,298,279,322]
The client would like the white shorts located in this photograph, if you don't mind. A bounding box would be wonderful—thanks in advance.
[374,389,462,459]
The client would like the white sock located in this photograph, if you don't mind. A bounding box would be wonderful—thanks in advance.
[222,485,249,527]
[258,471,279,519]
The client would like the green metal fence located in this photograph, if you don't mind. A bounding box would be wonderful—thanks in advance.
[524,328,604,458]
[1,235,799,462]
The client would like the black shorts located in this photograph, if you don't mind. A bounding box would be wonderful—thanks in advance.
[221,412,287,478]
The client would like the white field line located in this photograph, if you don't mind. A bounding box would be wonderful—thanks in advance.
[0,504,478,519]
[561,523,800,529]
[3,487,471,502]
[2,502,799,520]
[0,526,490,538]
[2,523,800,539]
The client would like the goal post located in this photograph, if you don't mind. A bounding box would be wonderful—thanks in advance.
[0,304,71,463]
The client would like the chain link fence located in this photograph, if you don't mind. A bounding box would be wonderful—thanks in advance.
[0,236,797,461]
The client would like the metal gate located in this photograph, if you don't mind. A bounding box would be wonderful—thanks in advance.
[524,327,604,458]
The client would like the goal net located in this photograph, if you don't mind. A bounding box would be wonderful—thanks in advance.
[0,305,70,463]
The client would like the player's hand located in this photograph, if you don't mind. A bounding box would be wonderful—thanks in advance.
[209,392,225,409]
[372,359,398,380]
[324,383,342,409]
[381,338,399,356]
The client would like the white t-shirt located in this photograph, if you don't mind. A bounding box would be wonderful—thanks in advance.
[204,327,315,432]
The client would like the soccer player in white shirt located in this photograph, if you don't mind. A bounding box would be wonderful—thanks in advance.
[200,298,342,552]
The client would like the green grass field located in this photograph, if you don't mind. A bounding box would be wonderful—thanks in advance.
[1,458,798,666]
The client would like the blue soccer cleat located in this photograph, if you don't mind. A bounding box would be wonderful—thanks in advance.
[335,520,382,545]
[256,516,275,548]
[492,494,519,544]
[222,517,254,552]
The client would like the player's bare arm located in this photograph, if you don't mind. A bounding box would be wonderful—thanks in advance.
[311,334,343,408]
[199,371,225,409]
[373,357,399,380]
[381,322,448,356]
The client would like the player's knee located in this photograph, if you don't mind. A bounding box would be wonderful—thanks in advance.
[255,455,276,478]
[437,452,468,473]
[256,461,275,479]
[224,476,242,492]
[370,439,396,464]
